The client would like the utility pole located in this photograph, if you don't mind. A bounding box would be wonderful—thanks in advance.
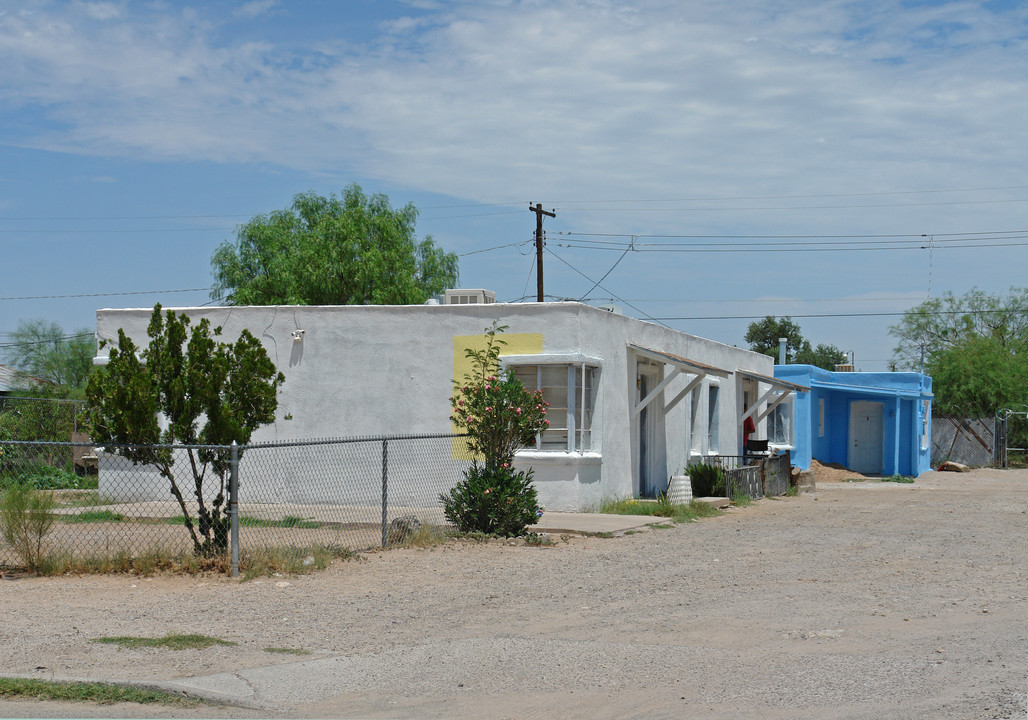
[530,203,555,302]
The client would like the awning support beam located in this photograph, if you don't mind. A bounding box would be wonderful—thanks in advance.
[664,372,706,415]
[634,366,682,417]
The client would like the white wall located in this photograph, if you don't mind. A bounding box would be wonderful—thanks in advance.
[95,302,774,511]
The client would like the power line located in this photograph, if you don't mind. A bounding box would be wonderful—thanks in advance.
[553,198,1028,212]
[0,287,213,301]
[544,247,669,328]
[651,309,1022,321]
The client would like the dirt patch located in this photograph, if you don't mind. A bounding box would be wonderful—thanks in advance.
[810,457,875,483]
[2,469,1027,719]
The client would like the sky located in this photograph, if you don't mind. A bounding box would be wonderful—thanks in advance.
[2,0,1027,371]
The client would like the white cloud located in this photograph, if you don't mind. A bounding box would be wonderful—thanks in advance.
[1,0,1026,232]
[233,0,278,20]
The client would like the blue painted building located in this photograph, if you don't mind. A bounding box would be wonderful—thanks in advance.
[773,365,933,477]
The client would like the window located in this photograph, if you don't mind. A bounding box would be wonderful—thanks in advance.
[818,398,825,438]
[690,389,702,453]
[707,384,720,453]
[511,364,597,452]
[768,394,793,446]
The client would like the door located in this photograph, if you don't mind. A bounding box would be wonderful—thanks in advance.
[636,362,661,497]
[849,400,884,474]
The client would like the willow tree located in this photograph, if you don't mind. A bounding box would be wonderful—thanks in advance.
[210,184,459,306]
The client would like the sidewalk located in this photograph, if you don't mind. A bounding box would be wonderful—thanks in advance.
[533,511,672,535]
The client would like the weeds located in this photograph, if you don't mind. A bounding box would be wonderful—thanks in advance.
[0,677,198,706]
[597,496,723,523]
[62,509,126,523]
[264,647,311,655]
[94,634,236,650]
[882,475,915,483]
[1,483,57,572]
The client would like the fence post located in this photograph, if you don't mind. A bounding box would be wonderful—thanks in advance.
[230,441,239,579]
[381,439,389,549]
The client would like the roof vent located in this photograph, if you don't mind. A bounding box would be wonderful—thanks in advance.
[444,289,496,305]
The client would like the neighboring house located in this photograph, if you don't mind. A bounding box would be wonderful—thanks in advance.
[773,364,933,477]
[0,364,46,396]
[95,300,791,511]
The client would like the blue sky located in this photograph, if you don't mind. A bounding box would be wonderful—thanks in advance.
[2,0,1027,370]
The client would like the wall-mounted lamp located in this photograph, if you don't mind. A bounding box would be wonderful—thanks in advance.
[291,329,306,342]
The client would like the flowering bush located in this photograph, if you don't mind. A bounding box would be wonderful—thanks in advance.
[449,323,549,470]
[440,464,539,537]
[443,322,549,535]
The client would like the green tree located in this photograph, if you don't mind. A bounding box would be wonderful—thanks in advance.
[889,287,1028,369]
[890,288,1028,415]
[795,343,849,370]
[210,184,459,306]
[4,319,95,393]
[85,305,285,556]
[744,316,847,370]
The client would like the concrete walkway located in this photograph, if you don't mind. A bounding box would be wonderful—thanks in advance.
[533,511,672,535]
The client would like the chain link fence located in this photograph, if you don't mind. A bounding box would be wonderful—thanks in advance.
[0,434,474,570]
[931,417,997,468]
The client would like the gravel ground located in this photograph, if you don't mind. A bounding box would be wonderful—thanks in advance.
[1,468,1027,719]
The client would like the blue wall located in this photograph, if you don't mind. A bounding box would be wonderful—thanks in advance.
[774,365,933,477]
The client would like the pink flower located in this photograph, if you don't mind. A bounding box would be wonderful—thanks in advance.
[483,488,491,495]
[544,419,550,426]
[516,407,522,415]
[485,406,492,412]
[466,416,473,422]
[485,384,492,390]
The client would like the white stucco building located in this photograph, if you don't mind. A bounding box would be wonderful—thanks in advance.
[95,300,792,511]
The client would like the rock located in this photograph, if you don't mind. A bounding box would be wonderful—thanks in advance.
[388,515,422,544]
[937,461,971,473]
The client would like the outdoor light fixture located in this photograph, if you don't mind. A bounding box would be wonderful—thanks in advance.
[291,329,306,342]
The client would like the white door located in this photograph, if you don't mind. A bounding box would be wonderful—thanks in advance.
[849,401,884,474]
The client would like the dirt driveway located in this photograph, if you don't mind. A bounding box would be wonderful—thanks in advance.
[2,468,1027,719]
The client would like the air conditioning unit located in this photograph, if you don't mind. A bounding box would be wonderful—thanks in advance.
[834,364,855,372]
[444,289,496,305]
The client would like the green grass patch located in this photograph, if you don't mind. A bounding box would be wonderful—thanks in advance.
[0,677,197,706]
[785,485,799,497]
[730,490,754,507]
[882,474,915,483]
[597,496,723,523]
[94,633,236,650]
[61,509,125,523]
[843,477,867,483]
[263,647,311,655]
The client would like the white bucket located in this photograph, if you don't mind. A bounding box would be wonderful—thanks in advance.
[666,474,692,504]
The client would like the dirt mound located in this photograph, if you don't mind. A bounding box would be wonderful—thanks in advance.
[810,458,872,483]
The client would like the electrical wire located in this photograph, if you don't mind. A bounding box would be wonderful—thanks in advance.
[543,247,669,329]
[0,288,213,301]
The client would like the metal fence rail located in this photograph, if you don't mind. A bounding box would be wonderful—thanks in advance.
[0,435,474,571]
[700,451,792,498]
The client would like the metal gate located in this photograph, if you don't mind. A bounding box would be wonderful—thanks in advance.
[998,409,1028,468]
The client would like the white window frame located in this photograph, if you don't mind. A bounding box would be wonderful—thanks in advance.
[707,382,720,454]
[502,355,600,454]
